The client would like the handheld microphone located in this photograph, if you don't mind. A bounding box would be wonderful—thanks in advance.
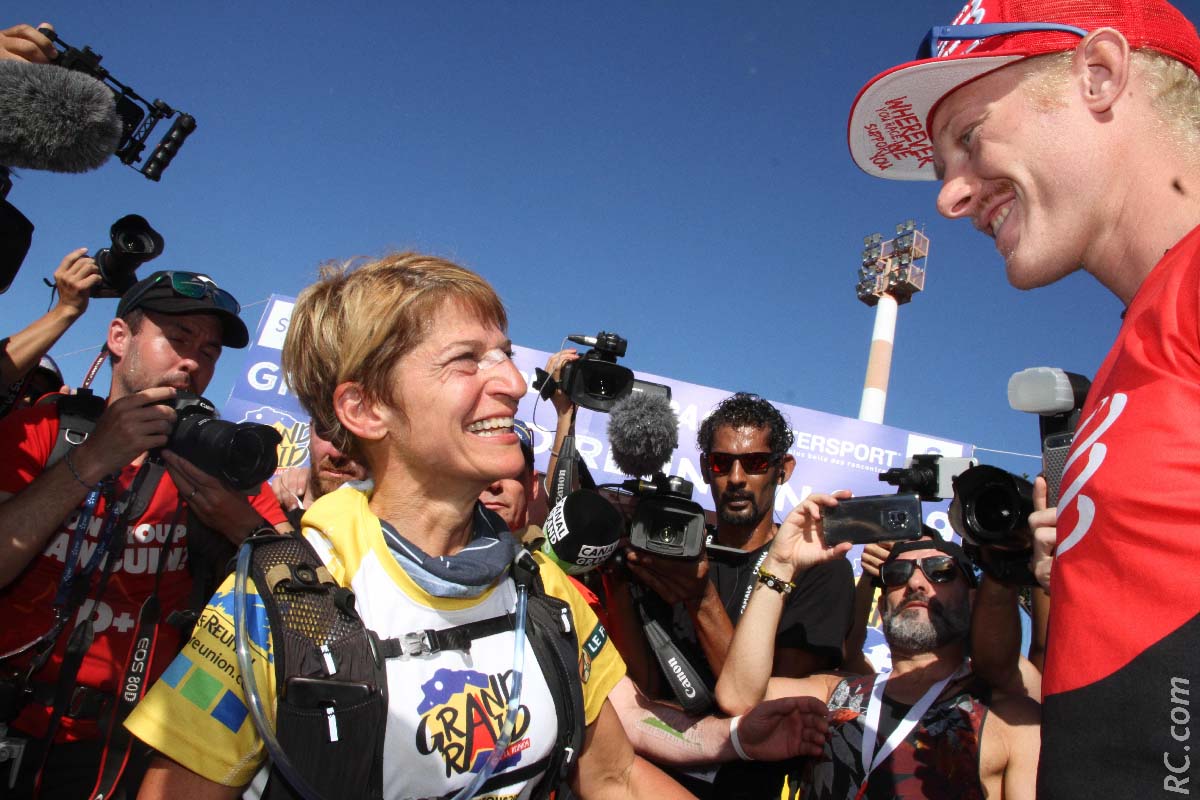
[0,60,122,173]
[539,489,622,575]
[607,393,678,477]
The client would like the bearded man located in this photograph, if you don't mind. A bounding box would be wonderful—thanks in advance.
[717,494,1040,800]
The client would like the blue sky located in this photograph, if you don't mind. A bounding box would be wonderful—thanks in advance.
[6,1,1159,480]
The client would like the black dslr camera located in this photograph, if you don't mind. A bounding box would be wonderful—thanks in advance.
[535,331,670,413]
[90,214,164,296]
[626,474,707,560]
[161,392,282,492]
[39,27,196,181]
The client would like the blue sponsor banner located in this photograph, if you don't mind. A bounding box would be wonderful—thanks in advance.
[223,294,972,539]
[222,295,310,471]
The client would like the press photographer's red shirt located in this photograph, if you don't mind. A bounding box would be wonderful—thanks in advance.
[0,403,286,742]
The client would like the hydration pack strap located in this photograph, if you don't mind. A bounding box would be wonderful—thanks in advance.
[378,615,516,659]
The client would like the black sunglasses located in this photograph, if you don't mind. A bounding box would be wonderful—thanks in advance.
[915,21,1088,61]
[705,451,777,476]
[879,555,962,588]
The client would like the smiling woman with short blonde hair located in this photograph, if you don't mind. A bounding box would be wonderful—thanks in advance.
[127,251,697,800]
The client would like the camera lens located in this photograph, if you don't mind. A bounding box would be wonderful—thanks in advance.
[968,483,1018,532]
[949,464,1034,550]
[169,407,281,492]
[654,526,680,545]
[585,372,617,398]
[92,214,165,297]
[224,426,281,490]
[115,230,156,254]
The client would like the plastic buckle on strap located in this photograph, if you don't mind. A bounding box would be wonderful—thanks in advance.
[402,631,433,657]
[66,685,111,720]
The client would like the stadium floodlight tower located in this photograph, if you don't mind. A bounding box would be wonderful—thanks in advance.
[854,220,929,424]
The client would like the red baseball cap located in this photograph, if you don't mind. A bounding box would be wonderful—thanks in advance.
[847,0,1200,181]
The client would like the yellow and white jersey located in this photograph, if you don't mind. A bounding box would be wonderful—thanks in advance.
[126,485,625,799]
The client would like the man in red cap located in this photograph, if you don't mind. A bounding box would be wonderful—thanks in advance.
[0,270,289,798]
[848,2,1200,796]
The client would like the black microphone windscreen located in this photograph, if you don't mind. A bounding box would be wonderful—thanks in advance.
[0,61,121,173]
[607,392,678,477]
[540,489,622,575]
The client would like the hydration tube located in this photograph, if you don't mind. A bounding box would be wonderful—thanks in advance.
[234,541,325,800]
[450,581,529,800]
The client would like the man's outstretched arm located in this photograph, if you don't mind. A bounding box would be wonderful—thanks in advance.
[608,675,828,765]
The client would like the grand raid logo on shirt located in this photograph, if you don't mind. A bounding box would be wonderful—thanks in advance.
[415,667,532,778]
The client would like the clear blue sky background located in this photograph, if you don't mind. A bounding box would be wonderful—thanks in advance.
[7,0,1166,481]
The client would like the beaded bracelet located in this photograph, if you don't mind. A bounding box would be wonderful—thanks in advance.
[64,448,97,491]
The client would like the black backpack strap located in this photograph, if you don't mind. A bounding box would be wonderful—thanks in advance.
[376,615,516,659]
[41,389,106,468]
[249,534,387,800]
[512,551,586,800]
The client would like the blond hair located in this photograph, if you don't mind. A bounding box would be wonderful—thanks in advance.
[1020,49,1200,151]
[282,252,507,460]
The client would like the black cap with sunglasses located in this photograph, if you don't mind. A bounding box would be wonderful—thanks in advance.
[117,270,248,348]
[877,537,978,589]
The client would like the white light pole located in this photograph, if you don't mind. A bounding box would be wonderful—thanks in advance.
[855,221,929,424]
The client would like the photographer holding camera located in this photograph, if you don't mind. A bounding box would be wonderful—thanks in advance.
[0,248,100,417]
[0,270,289,799]
[716,494,1041,800]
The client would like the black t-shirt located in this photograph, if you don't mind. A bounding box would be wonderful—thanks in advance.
[641,540,854,800]
[643,538,855,692]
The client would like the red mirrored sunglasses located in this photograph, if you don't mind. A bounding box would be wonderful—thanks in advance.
[704,451,777,476]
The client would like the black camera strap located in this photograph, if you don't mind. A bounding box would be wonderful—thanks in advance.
[26,462,163,798]
[627,583,714,715]
[87,499,186,800]
[4,456,161,671]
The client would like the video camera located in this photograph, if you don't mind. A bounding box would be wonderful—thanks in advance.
[624,473,708,560]
[159,392,282,492]
[534,331,670,413]
[39,27,196,181]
